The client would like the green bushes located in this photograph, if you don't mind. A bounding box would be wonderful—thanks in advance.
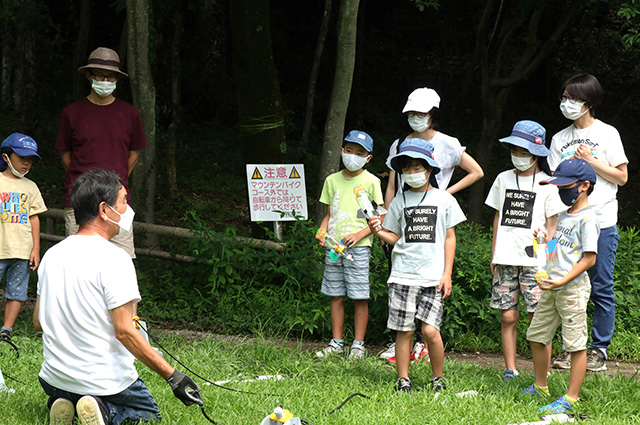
[136,218,640,360]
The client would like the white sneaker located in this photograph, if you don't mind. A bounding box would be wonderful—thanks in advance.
[76,395,109,425]
[378,342,395,360]
[349,344,367,359]
[316,339,345,357]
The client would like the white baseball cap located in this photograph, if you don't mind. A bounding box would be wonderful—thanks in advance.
[402,88,441,113]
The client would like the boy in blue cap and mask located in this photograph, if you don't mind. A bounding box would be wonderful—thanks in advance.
[522,158,599,414]
[315,130,383,359]
[0,133,47,342]
[369,138,466,394]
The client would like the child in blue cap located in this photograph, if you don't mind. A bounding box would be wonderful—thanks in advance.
[521,158,599,414]
[0,133,47,342]
[369,138,466,394]
[315,130,383,359]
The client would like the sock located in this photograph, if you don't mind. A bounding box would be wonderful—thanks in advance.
[332,338,344,347]
[1,326,12,333]
[534,385,550,396]
[564,394,578,405]
[352,340,364,347]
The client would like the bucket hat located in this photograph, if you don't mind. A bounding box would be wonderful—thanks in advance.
[499,120,550,157]
[390,138,440,175]
[77,47,129,78]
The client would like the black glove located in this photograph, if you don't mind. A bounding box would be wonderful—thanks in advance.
[166,370,204,406]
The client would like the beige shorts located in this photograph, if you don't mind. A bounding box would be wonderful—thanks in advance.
[526,274,590,352]
[64,207,136,258]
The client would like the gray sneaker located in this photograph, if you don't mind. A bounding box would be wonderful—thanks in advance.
[586,349,607,372]
[551,351,571,369]
[316,339,344,357]
[49,398,74,425]
[396,377,412,394]
[349,344,367,359]
[431,376,447,394]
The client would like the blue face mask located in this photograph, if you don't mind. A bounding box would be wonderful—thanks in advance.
[558,185,582,206]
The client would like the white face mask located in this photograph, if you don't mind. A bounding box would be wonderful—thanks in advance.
[511,154,535,171]
[403,171,429,188]
[107,204,135,234]
[92,80,117,97]
[2,154,28,178]
[559,100,588,121]
[407,115,430,133]
[341,152,369,172]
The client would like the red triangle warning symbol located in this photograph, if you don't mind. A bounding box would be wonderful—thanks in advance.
[289,167,301,179]
[252,167,263,179]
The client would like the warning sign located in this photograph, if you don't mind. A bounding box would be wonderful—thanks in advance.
[246,164,308,221]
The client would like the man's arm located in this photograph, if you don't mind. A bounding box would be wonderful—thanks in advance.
[33,295,42,331]
[60,151,71,172]
[128,150,141,176]
[111,301,174,379]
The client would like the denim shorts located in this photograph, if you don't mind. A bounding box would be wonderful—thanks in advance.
[39,376,161,425]
[0,259,30,301]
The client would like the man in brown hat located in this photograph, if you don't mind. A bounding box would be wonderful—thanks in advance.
[55,47,146,258]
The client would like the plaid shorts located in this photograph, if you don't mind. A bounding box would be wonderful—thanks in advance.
[387,283,443,332]
[321,246,371,299]
[526,274,591,352]
[490,264,541,312]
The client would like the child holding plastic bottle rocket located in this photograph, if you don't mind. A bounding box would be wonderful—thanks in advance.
[315,130,383,359]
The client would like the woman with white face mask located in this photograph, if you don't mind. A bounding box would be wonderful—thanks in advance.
[378,87,485,363]
[547,74,629,373]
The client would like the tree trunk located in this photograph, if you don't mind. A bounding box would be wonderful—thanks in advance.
[315,0,361,223]
[299,0,333,160]
[72,0,92,102]
[1,26,13,112]
[229,0,286,165]
[127,0,158,246]
[464,0,582,223]
[166,0,184,199]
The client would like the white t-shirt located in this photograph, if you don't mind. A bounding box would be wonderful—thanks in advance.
[547,207,600,288]
[37,235,142,395]
[548,119,628,228]
[485,169,566,266]
[383,188,466,286]
[386,132,465,192]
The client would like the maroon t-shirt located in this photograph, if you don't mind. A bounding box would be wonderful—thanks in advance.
[55,98,148,206]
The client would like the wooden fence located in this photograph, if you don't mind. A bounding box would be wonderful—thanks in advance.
[40,208,285,263]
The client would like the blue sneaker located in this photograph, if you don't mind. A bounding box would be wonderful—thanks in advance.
[520,384,550,397]
[539,395,576,414]
[503,369,519,383]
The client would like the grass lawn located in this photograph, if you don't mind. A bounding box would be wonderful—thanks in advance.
[1,332,639,425]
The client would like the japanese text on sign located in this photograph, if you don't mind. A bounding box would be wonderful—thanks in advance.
[246,164,308,221]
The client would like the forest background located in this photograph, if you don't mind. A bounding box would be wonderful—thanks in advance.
[2,0,640,357]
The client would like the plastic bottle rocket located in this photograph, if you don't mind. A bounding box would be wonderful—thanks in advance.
[534,233,549,285]
[353,184,387,219]
[260,406,302,425]
[324,234,354,262]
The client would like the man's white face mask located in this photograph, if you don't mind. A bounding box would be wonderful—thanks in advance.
[107,204,135,234]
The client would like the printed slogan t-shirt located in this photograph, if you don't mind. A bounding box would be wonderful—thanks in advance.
[546,207,599,289]
[0,174,47,259]
[485,169,566,267]
[384,188,466,287]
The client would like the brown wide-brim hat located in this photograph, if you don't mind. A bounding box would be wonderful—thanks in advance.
[77,47,129,78]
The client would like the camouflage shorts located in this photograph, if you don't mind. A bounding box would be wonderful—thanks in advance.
[490,265,541,312]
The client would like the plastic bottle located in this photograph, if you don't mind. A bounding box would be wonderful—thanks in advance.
[535,233,549,285]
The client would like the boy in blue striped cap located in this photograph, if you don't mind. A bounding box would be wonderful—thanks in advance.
[369,138,466,394]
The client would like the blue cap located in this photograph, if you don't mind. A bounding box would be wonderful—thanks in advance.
[540,158,597,187]
[499,120,550,157]
[390,138,440,175]
[344,130,374,153]
[1,133,41,171]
